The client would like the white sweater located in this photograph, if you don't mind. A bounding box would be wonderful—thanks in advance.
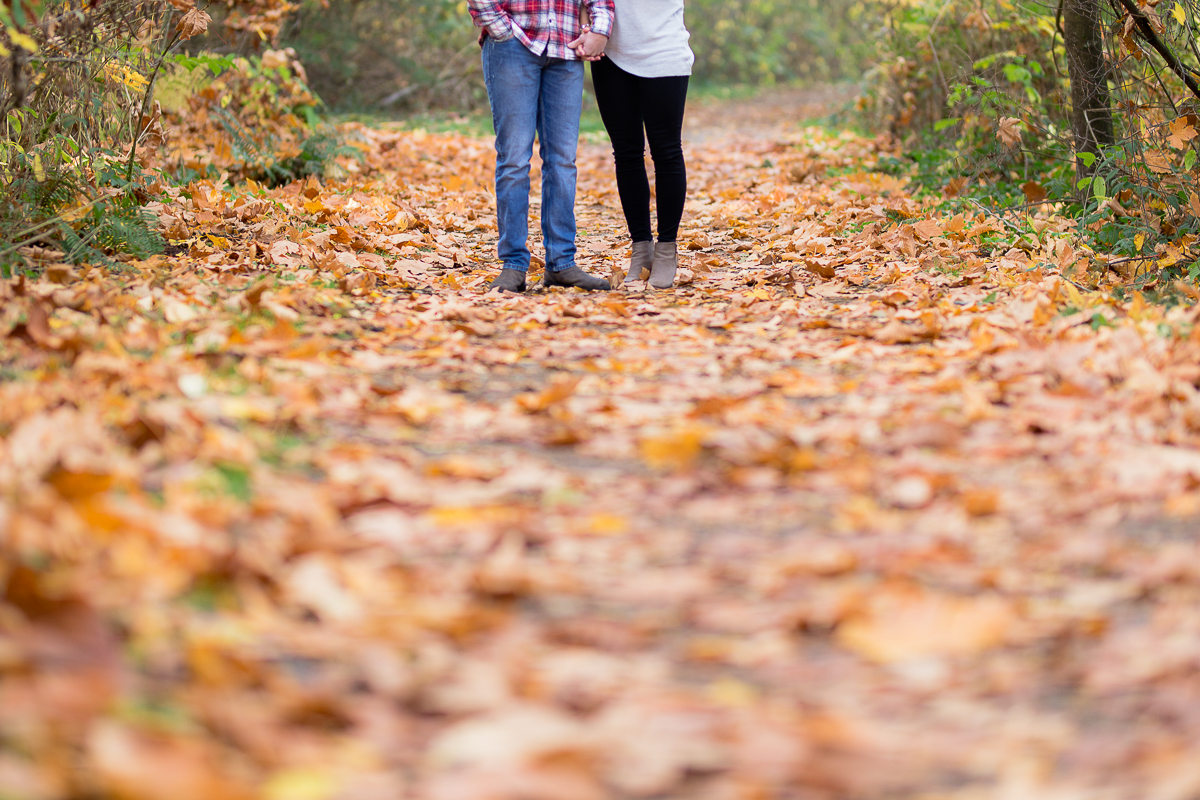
[603,0,694,78]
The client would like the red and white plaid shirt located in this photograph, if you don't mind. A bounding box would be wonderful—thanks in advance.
[468,0,614,61]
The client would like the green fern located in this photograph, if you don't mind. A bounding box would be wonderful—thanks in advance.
[56,203,164,264]
[263,130,360,187]
[95,211,164,258]
[211,106,274,170]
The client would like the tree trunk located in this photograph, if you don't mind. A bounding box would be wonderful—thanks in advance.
[1062,0,1114,178]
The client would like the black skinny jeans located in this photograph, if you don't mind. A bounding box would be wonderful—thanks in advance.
[590,58,689,243]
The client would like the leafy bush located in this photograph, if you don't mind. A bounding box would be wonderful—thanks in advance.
[860,0,1062,139]
[686,0,879,86]
[281,0,482,112]
[0,0,186,269]
[159,48,328,182]
[858,0,1200,291]
[277,0,882,113]
[0,0,324,271]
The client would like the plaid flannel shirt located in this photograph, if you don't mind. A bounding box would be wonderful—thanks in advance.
[468,0,614,60]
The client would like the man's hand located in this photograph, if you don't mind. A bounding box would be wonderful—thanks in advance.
[568,27,608,61]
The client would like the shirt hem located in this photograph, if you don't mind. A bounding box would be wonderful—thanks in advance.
[604,51,694,79]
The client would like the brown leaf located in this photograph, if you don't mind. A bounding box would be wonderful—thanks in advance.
[1144,150,1173,174]
[89,723,255,800]
[872,318,919,344]
[1021,181,1048,204]
[837,586,1016,663]
[800,259,836,279]
[1167,116,1198,150]
[517,376,581,414]
[175,7,211,41]
[996,117,1023,148]
[912,218,942,241]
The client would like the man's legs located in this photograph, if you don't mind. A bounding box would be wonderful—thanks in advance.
[482,38,541,274]
[536,57,585,274]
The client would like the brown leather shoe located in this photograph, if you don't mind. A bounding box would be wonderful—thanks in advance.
[488,268,527,293]
[542,265,610,291]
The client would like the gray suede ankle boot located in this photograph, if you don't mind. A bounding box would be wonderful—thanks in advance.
[650,241,678,289]
[625,240,654,283]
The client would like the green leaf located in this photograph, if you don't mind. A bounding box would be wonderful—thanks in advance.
[1077,177,1092,189]
[1003,64,1031,84]
[933,118,961,132]
[1093,176,1107,201]
[1186,150,1197,171]
[1077,151,1097,167]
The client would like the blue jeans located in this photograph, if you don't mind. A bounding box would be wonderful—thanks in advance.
[482,37,583,273]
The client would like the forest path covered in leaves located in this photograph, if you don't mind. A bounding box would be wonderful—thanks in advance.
[4,94,1200,799]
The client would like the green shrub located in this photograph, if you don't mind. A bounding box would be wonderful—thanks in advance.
[277,0,882,113]
[686,0,879,86]
[281,0,481,112]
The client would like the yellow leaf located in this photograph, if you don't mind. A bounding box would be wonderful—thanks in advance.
[1175,2,1187,24]
[751,287,770,301]
[1129,291,1151,321]
[1062,280,1086,311]
[262,768,338,800]
[640,427,706,470]
[103,63,149,91]
[586,513,628,536]
[32,152,44,182]
[1134,232,1145,252]
[8,31,38,53]
[707,677,758,707]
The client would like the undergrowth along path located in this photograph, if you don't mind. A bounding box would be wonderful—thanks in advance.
[2,95,1200,799]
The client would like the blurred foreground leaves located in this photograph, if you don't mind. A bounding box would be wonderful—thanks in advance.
[3,94,1200,799]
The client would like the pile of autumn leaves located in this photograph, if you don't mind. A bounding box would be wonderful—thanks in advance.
[6,97,1200,800]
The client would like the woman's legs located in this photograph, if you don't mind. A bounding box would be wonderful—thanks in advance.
[592,59,690,245]
[639,75,689,243]
[591,58,653,243]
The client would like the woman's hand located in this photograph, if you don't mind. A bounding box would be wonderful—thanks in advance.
[568,26,608,61]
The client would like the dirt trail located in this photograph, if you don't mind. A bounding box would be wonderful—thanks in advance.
[681,86,845,144]
[3,93,1200,799]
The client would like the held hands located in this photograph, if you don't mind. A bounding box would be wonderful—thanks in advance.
[568,25,608,61]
